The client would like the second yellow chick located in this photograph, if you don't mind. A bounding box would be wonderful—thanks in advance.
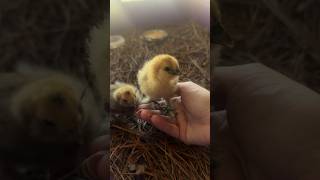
[137,54,180,103]
[110,81,142,112]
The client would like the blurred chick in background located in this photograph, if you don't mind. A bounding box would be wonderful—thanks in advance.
[11,63,105,144]
[12,79,84,144]
[110,81,142,113]
[0,63,105,179]
[137,54,180,117]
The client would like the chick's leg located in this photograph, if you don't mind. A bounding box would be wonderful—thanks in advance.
[140,97,176,121]
[163,98,177,121]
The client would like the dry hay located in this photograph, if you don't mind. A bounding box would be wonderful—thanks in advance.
[111,123,210,180]
[0,0,106,128]
[217,0,320,93]
[0,0,105,71]
[110,21,210,179]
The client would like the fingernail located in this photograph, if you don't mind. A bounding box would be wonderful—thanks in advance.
[150,110,161,114]
[139,110,153,121]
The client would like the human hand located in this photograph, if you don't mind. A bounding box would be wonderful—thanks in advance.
[214,63,320,180]
[136,81,210,146]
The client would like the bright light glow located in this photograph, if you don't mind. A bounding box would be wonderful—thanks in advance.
[111,0,210,33]
[110,0,134,33]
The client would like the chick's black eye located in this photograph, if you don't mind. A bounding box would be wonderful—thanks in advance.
[164,67,170,71]
[124,91,130,95]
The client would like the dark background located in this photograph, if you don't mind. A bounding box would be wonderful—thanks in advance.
[216,0,320,93]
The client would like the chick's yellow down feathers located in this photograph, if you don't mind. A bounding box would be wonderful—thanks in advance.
[137,54,180,102]
[110,81,142,110]
[9,64,104,145]
[12,79,82,143]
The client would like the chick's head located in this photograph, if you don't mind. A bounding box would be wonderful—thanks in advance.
[113,84,139,107]
[151,54,180,81]
[20,81,84,144]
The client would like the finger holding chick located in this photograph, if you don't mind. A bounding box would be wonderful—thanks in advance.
[137,54,181,119]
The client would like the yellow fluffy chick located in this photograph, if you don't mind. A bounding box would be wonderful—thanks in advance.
[9,63,104,145]
[12,79,83,144]
[110,81,142,112]
[137,54,180,104]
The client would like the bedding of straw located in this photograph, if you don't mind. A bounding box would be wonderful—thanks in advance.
[217,0,320,93]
